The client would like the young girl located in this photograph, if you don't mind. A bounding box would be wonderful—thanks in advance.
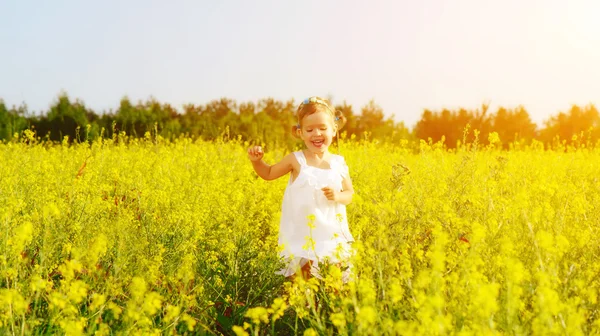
[247,96,354,281]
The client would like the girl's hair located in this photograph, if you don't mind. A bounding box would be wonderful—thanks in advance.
[291,96,347,139]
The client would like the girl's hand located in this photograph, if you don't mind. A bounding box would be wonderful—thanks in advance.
[247,146,264,162]
[321,186,338,202]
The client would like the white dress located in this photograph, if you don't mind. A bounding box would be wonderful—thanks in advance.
[276,150,355,278]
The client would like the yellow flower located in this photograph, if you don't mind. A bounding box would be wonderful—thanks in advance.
[267,297,287,322]
[303,328,318,336]
[232,325,249,336]
[181,313,196,331]
[163,304,180,323]
[107,302,122,319]
[302,236,316,251]
[89,293,106,312]
[0,289,28,316]
[245,306,269,325]
[129,277,147,302]
[142,292,162,315]
[9,221,33,257]
[67,280,88,304]
[331,312,346,329]
[59,317,87,336]
[357,306,377,326]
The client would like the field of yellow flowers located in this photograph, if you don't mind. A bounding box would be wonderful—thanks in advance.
[1,129,600,335]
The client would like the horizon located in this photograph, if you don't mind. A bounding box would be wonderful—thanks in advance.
[3,91,599,131]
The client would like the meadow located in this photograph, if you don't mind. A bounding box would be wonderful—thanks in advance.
[1,129,600,335]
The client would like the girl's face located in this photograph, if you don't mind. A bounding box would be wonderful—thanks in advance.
[298,111,337,153]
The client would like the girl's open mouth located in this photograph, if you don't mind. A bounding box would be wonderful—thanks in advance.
[312,140,324,147]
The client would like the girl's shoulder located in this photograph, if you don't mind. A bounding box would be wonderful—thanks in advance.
[330,154,350,178]
[290,151,304,165]
[331,153,348,164]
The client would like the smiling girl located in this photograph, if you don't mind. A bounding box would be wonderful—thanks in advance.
[247,96,354,281]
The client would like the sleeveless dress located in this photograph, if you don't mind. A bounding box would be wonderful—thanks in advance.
[276,150,355,278]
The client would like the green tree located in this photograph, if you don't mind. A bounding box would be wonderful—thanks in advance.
[492,106,537,147]
[0,100,29,141]
[41,92,90,141]
[540,104,600,145]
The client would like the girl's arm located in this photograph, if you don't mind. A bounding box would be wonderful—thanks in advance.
[338,176,354,205]
[248,146,293,181]
[322,176,354,205]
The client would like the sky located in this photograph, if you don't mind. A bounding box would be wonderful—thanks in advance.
[1,0,599,129]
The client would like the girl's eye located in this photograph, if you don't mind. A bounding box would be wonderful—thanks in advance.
[320,128,327,131]
[306,129,313,132]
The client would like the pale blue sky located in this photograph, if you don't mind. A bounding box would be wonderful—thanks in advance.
[1,0,599,128]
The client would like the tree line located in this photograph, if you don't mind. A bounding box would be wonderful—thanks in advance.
[1,92,599,149]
